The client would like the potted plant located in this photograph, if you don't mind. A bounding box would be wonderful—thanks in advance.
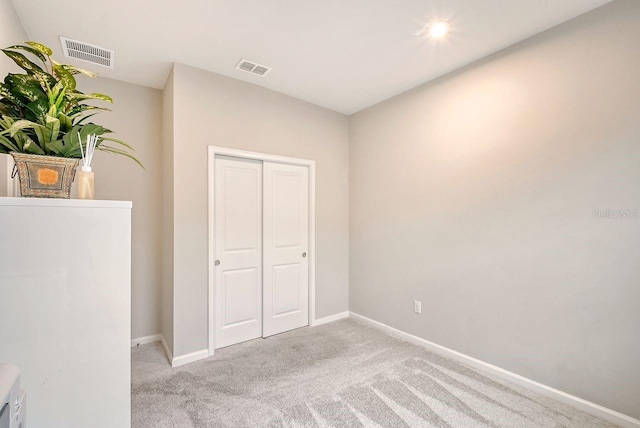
[0,41,141,198]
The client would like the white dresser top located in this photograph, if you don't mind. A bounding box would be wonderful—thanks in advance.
[0,197,132,209]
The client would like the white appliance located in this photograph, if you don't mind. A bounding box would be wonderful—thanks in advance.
[0,364,25,428]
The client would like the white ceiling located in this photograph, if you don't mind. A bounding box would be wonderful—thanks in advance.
[12,0,611,115]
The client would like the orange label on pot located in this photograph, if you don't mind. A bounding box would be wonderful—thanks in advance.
[38,168,59,185]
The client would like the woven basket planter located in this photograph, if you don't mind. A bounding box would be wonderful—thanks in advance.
[10,152,79,198]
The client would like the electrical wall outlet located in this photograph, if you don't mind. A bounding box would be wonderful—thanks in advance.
[413,300,422,314]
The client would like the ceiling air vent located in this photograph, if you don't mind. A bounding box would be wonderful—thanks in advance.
[235,59,271,77]
[59,36,114,69]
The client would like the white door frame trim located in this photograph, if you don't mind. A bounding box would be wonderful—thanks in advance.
[207,146,316,356]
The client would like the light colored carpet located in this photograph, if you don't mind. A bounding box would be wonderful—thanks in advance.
[132,319,617,428]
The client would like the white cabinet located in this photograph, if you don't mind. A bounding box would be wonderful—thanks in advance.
[0,198,131,428]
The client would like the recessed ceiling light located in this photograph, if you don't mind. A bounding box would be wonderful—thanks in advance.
[427,21,450,38]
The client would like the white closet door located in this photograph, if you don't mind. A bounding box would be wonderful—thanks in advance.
[214,156,263,349]
[263,162,309,337]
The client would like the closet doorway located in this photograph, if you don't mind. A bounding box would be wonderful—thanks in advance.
[208,147,316,354]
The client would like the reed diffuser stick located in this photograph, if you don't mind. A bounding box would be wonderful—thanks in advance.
[79,133,98,168]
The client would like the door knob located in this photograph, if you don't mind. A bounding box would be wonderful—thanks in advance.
[302,252,307,258]
[215,260,220,266]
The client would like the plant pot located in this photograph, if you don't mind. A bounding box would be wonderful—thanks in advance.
[10,152,79,199]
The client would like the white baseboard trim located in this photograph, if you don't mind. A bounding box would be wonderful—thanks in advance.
[171,349,209,368]
[132,334,205,369]
[166,311,350,368]
[130,333,175,367]
[349,312,640,428]
[131,334,162,348]
[312,311,350,326]
[160,335,173,363]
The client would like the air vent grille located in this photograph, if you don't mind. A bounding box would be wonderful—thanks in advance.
[60,36,114,69]
[252,66,269,76]
[235,59,271,77]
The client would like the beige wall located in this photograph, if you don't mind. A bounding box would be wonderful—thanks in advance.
[169,63,350,357]
[0,0,27,196]
[161,67,175,352]
[349,0,640,419]
[0,0,26,77]
[76,76,163,341]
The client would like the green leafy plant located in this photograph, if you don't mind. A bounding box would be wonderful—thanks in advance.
[0,41,142,167]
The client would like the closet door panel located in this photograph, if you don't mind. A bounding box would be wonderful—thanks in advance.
[263,162,309,337]
[214,156,263,349]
